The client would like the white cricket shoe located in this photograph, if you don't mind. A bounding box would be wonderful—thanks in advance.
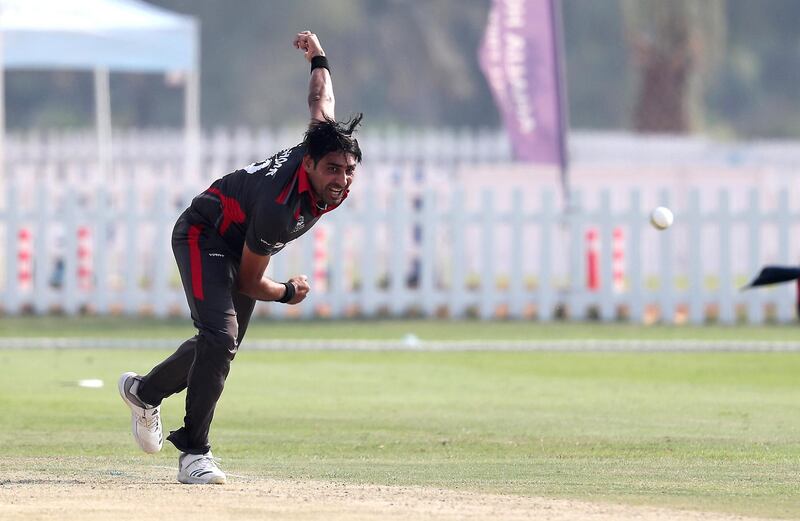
[118,371,163,454]
[177,451,227,484]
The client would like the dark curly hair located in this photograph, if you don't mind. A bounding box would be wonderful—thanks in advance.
[303,113,363,166]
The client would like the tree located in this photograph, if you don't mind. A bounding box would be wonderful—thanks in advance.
[621,0,726,133]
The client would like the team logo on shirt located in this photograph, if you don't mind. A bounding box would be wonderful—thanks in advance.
[292,216,305,233]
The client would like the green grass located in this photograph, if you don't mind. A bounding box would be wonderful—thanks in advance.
[2,315,800,341]
[1,344,799,518]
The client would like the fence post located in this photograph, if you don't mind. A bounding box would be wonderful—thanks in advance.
[328,210,345,318]
[627,190,644,324]
[568,191,585,320]
[388,191,407,317]
[62,188,79,316]
[599,190,615,321]
[5,180,20,314]
[94,187,110,315]
[152,189,169,318]
[538,190,555,321]
[360,184,377,317]
[479,190,495,320]
[33,181,49,314]
[508,190,524,319]
[745,189,763,324]
[420,190,437,317]
[123,180,138,315]
[687,190,704,324]
[657,189,674,323]
[448,186,466,318]
[776,188,792,323]
[718,190,734,324]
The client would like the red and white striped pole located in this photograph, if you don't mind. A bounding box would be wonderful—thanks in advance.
[612,227,625,292]
[313,225,329,293]
[586,228,599,291]
[17,227,33,291]
[77,226,93,291]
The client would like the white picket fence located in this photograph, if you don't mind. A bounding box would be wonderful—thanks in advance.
[1,175,799,324]
[1,128,799,323]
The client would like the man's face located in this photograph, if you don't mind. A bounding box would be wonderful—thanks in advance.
[303,151,357,206]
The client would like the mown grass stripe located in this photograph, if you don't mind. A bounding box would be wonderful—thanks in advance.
[1,337,800,351]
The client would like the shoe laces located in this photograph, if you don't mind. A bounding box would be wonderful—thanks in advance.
[137,407,160,432]
[189,453,223,473]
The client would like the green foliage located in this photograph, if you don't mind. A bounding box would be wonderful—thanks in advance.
[3,0,799,137]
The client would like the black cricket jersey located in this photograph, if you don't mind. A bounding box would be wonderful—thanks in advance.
[184,143,347,259]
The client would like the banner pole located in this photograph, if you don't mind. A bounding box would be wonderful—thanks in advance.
[551,0,572,212]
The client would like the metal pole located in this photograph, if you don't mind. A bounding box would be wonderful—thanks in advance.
[184,21,201,184]
[551,0,571,211]
[94,67,112,181]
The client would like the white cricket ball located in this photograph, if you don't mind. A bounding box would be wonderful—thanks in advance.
[650,206,674,230]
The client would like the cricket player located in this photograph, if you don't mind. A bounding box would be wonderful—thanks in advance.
[118,31,362,484]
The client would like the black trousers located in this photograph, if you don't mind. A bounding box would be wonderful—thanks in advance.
[137,214,255,454]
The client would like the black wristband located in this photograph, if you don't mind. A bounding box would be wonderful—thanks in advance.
[277,281,296,304]
[311,55,330,75]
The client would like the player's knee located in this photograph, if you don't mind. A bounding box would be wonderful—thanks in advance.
[197,329,238,362]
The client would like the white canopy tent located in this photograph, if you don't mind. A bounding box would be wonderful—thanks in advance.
[0,0,200,180]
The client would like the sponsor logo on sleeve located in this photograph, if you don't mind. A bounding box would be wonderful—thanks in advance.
[259,238,285,254]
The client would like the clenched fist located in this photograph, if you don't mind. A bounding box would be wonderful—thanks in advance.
[293,31,325,62]
[286,274,310,305]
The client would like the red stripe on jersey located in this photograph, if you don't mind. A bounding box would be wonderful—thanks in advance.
[297,162,311,194]
[275,173,297,205]
[188,225,204,301]
[207,188,246,234]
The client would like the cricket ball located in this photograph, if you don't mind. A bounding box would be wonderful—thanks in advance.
[650,206,674,230]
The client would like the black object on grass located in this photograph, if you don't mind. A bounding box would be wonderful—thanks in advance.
[744,265,800,318]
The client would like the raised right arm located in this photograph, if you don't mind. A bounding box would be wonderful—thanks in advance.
[293,30,335,122]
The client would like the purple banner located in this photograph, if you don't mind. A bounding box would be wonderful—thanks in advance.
[478,0,567,167]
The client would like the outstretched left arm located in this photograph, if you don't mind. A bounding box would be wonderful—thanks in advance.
[293,30,335,122]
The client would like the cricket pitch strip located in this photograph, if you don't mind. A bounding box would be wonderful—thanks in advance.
[0,458,769,521]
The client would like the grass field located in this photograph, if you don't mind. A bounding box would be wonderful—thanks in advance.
[1,317,799,519]
[3,315,800,341]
